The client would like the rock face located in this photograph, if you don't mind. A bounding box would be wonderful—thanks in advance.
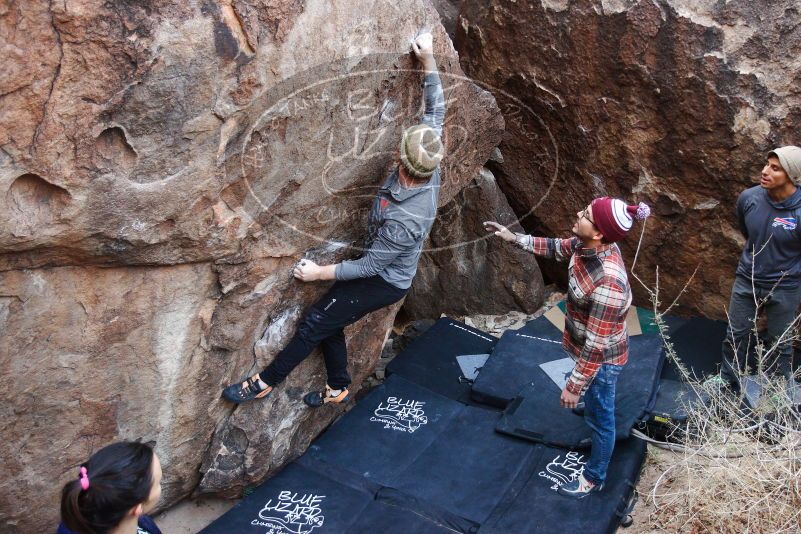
[0,1,503,531]
[456,0,801,318]
[431,0,462,37]
[403,167,545,320]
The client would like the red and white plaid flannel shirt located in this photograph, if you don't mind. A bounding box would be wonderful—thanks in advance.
[515,234,632,394]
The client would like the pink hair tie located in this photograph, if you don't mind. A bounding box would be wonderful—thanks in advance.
[79,466,90,491]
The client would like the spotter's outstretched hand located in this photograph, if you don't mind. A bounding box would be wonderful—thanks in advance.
[483,221,516,243]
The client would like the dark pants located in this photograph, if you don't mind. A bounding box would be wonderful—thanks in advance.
[259,276,407,390]
[721,275,801,383]
[583,363,623,485]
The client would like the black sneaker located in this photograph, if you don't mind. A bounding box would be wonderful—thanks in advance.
[720,360,741,391]
[222,376,272,404]
[303,385,350,407]
[557,473,604,499]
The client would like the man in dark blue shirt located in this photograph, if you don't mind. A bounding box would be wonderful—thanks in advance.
[722,146,801,397]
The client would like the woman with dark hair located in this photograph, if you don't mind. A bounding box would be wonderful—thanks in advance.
[58,441,163,534]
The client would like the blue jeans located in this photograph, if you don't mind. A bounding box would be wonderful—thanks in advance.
[583,363,623,485]
[721,275,801,382]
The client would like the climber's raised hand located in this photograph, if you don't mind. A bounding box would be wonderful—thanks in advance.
[412,32,436,72]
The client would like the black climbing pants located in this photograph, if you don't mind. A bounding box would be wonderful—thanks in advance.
[259,275,407,390]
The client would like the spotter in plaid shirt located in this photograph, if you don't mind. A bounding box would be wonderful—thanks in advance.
[514,234,632,394]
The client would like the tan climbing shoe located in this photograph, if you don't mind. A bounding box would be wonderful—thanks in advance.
[303,384,350,407]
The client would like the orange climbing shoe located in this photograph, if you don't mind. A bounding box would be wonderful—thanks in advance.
[303,384,350,407]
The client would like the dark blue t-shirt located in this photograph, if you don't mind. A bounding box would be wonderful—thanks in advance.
[57,515,162,534]
[736,185,801,288]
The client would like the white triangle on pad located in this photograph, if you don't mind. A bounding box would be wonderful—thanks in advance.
[456,354,490,382]
[539,357,575,390]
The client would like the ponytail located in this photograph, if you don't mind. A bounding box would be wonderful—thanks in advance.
[60,442,154,534]
[61,477,95,534]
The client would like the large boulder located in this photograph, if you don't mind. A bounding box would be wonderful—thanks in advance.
[456,0,801,318]
[403,167,545,319]
[0,1,503,531]
[431,0,462,37]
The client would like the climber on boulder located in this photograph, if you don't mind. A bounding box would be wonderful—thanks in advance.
[484,197,650,498]
[223,32,446,408]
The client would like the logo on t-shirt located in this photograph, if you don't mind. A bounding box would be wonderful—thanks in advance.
[772,217,797,230]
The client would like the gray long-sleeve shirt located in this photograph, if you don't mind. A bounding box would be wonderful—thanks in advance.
[334,72,446,289]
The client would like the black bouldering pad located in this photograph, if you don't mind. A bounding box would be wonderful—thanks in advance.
[303,374,464,484]
[471,313,685,410]
[385,317,498,404]
[660,317,726,382]
[304,374,534,525]
[387,405,535,524]
[199,462,373,534]
[494,334,664,448]
[647,379,711,426]
[347,499,470,534]
[645,317,726,431]
[204,313,655,533]
[479,437,647,534]
[470,325,565,408]
[200,459,473,534]
[516,314,564,341]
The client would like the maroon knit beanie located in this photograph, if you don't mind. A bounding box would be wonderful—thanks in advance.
[590,197,651,243]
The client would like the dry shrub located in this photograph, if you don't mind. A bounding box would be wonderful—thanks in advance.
[629,230,801,533]
[644,405,801,533]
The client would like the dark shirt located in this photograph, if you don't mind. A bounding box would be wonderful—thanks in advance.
[735,185,801,289]
[57,515,162,534]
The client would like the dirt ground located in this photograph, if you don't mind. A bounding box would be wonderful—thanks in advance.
[627,446,678,534]
[154,497,234,533]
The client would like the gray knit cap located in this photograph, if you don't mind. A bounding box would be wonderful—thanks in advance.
[400,123,444,179]
[769,145,801,184]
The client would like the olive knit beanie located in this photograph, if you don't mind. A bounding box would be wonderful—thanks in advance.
[400,123,444,179]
